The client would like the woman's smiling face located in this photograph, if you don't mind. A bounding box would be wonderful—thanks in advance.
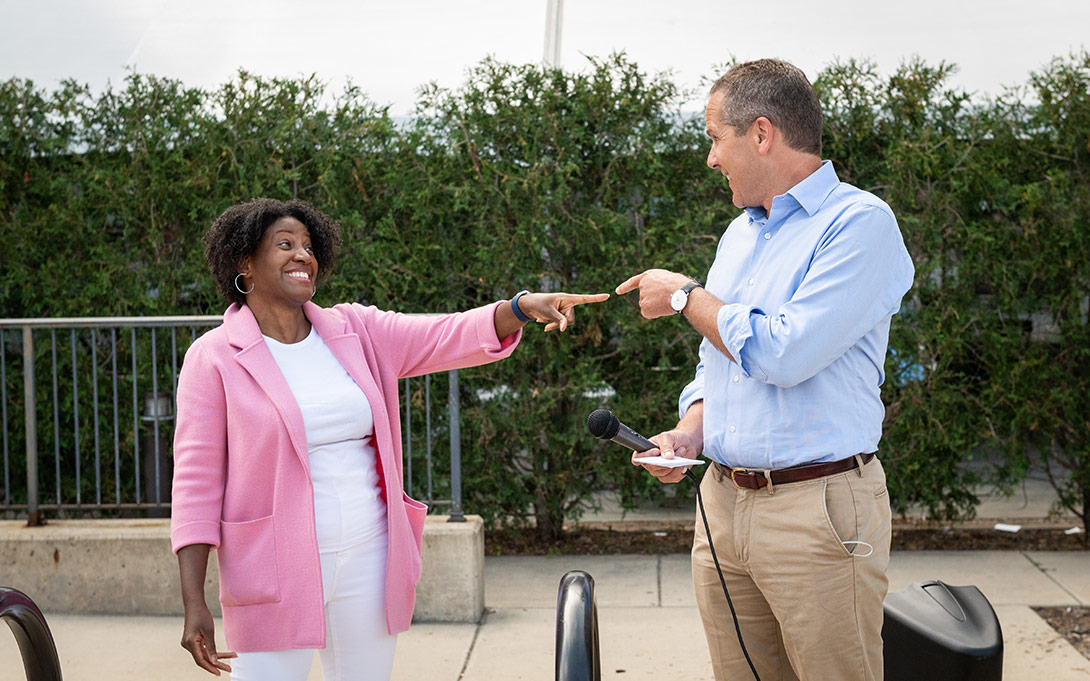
[239,216,317,308]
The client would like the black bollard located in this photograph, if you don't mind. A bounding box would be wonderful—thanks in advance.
[1,587,63,681]
[555,570,601,681]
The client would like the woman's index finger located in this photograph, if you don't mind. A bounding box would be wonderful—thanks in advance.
[568,292,611,305]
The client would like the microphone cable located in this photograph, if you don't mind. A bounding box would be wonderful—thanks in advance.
[586,409,760,680]
[684,468,761,681]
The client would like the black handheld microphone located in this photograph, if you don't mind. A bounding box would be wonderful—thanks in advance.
[586,409,657,453]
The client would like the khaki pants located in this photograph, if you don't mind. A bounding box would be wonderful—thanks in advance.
[692,456,891,681]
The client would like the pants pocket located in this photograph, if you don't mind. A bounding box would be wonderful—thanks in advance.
[218,515,282,606]
[822,476,860,557]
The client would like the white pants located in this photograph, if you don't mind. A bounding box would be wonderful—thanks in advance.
[229,535,396,681]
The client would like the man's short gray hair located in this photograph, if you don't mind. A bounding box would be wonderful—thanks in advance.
[709,59,822,156]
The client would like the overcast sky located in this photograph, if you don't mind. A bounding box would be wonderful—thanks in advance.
[3,0,1088,114]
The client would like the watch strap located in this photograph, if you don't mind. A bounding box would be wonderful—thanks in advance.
[673,280,702,313]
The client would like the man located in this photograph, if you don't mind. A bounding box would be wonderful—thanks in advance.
[616,59,914,681]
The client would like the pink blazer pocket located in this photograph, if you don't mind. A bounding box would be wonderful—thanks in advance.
[403,492,427,583]
[217,515,282,606]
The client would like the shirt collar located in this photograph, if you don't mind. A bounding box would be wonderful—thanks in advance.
[743,160,839,223]
[743,205,766,223]
[786,159,839,217]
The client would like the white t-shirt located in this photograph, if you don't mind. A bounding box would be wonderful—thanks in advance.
[264,326,387,553]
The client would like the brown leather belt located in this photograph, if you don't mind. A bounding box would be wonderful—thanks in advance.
[713,453,875,490]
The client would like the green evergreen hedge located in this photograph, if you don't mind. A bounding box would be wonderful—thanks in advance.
[2,53,1087,539]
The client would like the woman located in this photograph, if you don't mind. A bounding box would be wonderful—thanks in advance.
[171,198,607,680]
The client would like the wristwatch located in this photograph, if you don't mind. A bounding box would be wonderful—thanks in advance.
[670,281,702,314]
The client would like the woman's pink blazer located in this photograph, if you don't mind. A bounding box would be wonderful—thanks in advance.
[170,300,520,652]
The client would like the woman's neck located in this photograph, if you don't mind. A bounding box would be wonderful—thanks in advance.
[247,299,312,344]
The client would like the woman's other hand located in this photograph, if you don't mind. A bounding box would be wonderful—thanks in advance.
[177,543,235,675]
[181,603,236,675]
[517,292,610,332]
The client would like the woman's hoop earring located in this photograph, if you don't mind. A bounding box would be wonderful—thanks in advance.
[234,273,254,295]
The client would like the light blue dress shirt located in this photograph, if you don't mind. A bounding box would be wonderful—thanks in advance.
[679,161,914,469]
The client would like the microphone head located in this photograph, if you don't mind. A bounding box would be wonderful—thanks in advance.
[586,409,620,440]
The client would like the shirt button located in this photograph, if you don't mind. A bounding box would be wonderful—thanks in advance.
[733,375,740,383]
[748,278,755,286]
[729,425,736,433]
[764,232,771,240]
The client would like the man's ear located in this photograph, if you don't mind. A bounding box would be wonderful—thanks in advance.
[753,116,775,155]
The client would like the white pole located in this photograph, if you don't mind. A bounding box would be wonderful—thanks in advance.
[544,0,564,67]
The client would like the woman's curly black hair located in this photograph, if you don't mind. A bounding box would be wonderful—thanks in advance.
[203,198,343,306]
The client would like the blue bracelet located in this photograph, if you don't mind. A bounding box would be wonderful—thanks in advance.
[511,290,532,323]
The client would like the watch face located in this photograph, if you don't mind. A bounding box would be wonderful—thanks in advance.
[670,288,687,312]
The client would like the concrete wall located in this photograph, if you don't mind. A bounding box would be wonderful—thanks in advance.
[0,515,484,623]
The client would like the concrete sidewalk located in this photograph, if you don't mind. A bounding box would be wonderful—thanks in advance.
[4,475,1086,680]
[5,549,1088,681]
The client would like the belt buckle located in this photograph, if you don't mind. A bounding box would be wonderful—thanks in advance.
[730,467,756,489]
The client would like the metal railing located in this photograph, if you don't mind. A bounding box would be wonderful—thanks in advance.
[0,316,464,525]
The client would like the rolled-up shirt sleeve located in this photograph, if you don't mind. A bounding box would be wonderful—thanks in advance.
[717,205,914,388]
[716,302,764,378]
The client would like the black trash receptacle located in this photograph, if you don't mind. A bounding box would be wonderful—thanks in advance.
[884,580,1003,681]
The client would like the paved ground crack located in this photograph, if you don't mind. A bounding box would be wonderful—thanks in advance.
[457,609,489,679]
[1021,551,1083,605]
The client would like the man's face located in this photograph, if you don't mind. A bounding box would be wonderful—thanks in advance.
[705,93,760,209]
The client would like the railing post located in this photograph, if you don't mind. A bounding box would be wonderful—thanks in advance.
[22,327,41,527]
[447,369,464,522]
[141,391,173,518]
